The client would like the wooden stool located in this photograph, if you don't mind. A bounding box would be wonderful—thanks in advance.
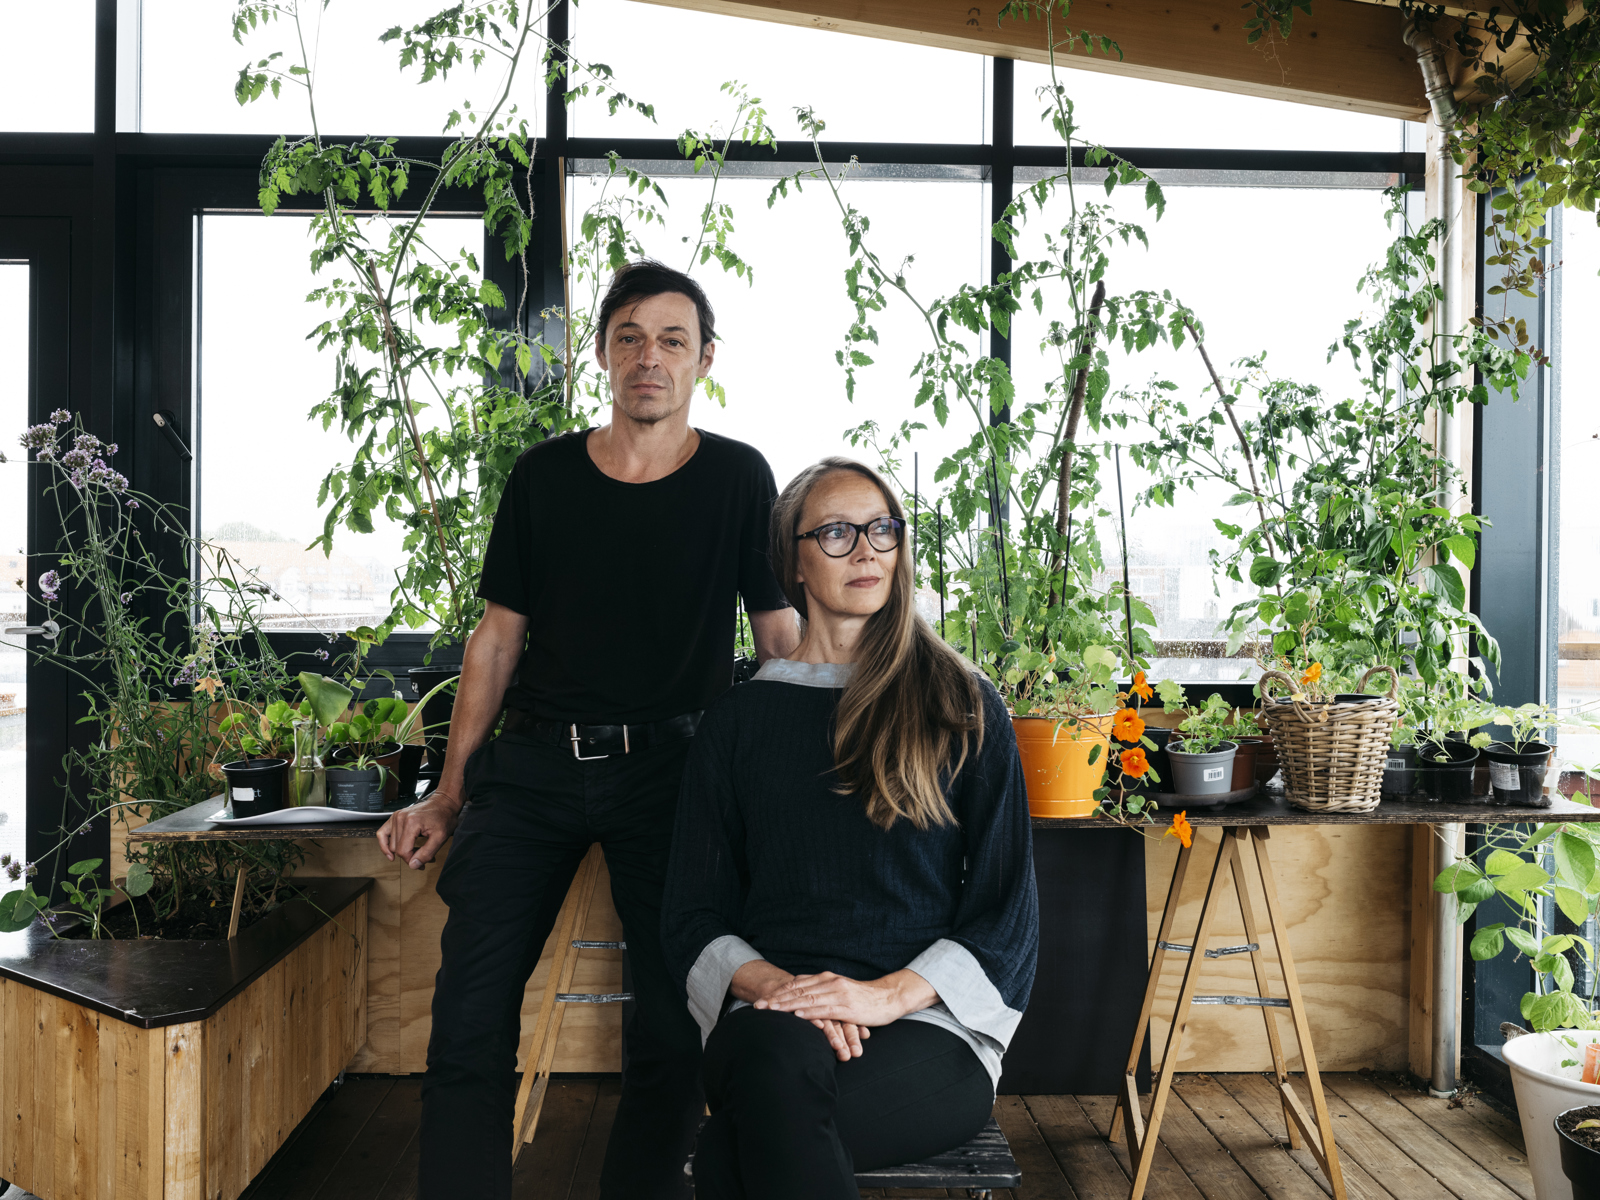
[510,845,629,1161]
[1110,824,1347,1200]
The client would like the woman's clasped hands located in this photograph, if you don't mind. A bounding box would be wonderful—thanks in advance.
[732,960,938,1063]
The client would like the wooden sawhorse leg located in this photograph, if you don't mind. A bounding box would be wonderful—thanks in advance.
[1109,825,1347,1200]
[509,844,605,1161]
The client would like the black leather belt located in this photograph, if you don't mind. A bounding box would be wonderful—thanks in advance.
[501,709,703,759]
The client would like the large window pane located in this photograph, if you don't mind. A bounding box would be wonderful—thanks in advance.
[198,213,479,632]
[1005,183,1396,679]
[141,0,543,136]
[1015,61,1408,152]
[1557,216,1600,772]
[566,168,986,492]
[0,2,95,132]
[570,0,987,144]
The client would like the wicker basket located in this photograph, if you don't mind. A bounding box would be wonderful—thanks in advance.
[1258,665,1400,813]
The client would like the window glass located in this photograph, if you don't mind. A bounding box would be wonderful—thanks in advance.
[198,213,478,632]
[566,169,987,493]
[1005,183,1397,679]
[0,264,28,866]
[1557,216,1600,773]
[0,2,95,132]
[1014,60,1408,152]
[141,0,542,136]
[569,0,987,144]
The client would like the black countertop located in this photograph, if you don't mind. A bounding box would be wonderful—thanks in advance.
[0,876,373,1028]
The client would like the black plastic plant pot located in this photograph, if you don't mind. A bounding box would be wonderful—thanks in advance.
[407,666,457,768]
[328,742,402,807]
[220,757,289,818]
[326,766,388,813]
[1558,1106,1600,1200]
[1416,741,1480,802]
[1484,741,1554,808]
[1382,744,1419,797]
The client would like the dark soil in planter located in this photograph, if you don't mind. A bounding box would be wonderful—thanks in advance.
[60,887,292,942]
[1560,1106,1600,1152]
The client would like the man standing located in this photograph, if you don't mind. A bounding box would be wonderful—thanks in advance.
[378,260,798,1199]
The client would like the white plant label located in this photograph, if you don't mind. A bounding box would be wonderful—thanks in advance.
[1490,761,1523,792]
[230,786,257,810]
[1386,758,1408,772]
[1202,767,1225,782]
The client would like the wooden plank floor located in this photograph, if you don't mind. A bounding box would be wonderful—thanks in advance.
[0,1071,1533,1200]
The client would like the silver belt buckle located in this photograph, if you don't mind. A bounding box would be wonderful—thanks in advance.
[571,723,629,760]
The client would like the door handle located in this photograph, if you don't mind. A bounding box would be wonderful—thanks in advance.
[3,620,60,641]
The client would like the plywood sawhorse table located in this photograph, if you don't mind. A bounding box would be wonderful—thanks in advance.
[1109,823,1346,1200]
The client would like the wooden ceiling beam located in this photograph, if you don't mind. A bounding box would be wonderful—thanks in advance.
[630,0,1431,120]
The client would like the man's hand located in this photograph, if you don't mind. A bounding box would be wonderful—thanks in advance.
[756,968,938,1029]
[730,959,869,1062]
[377,791,463,870]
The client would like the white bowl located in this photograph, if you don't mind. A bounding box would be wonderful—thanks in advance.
[1502,1030,1600,1200]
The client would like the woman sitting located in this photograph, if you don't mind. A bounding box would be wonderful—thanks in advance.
[662,456,1038,1199]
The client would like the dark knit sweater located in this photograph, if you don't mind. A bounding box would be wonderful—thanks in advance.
[661,658,1039,1084]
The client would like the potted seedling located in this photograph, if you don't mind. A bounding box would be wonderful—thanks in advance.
[292,670,356,807]
[215,702,296,819]
[325,696,410,812]
[1166,690,1239,797]
[1415,676,1493,803]
[1226,707,1266,791]
[1483,702,1561,808]
[1383,679,1429,798]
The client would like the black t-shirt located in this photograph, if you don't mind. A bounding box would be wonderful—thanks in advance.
[476,428,790,724]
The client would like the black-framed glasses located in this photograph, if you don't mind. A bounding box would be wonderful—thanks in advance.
[796,517,905,558]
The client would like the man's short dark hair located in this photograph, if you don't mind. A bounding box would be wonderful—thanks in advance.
[596,259,716,351]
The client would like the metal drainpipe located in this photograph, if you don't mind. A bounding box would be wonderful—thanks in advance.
[1405,19,1465,1099]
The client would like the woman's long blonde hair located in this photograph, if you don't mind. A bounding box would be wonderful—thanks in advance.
[771,458,984,831]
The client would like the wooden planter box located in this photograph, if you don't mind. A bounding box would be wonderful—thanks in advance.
[0,877,370,1200]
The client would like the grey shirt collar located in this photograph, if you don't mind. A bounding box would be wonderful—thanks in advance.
[751,658,857,688]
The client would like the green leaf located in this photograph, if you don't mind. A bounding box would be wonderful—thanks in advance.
[1443,535,1476,570]
[1557,886,1592,926]
[1557,832,1597,891]
[122,863,154,898]
[1507,927,1541,957]
[1461,877,1499,905]
[1421,564,1466,611]
[1497,863,1551,894]
[66,858,104,877]
[1470,923,1506,960]
[298,671,355,730]
[1434,861,1484,893]
[0,887,42,934]
[1248,556,1283,588]
[1485,848,1527,876]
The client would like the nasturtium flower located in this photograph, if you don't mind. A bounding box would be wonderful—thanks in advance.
[1165,810,1193,849]
[1130,671,1154,702]
[1301,662,1323,686]
[1111,707,1146,745]
[1120,747,1150,779]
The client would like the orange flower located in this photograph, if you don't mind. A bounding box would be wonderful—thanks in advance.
[194,676,222,697]
[1120,747,1150,779]
[1111,707,1146,745]
[1165,810,1193,849]
[1130,671,1153,702]
[1300,662,1322,686]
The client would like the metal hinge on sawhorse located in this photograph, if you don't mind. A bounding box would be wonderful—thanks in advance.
[510,845,632,1162]
[1110,825,1348,1200]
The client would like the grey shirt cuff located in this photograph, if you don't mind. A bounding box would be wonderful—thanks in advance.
[905,938,1025,1051]
[686,934,765,1043]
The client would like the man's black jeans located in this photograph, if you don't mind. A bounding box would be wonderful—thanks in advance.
[419,730,702,1200]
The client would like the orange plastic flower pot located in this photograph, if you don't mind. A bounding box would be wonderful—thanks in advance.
[1011,714,1111,818]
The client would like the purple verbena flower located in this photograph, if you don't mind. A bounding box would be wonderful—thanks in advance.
[126,498,140,509]
[4,863,19,882]
[314,648,330,661]
[19,423,55,451]
[120,592,132,605]
[49,409,70,424]
[37,570,60,602]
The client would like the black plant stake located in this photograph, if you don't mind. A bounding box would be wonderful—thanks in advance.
[1114,444,1137,673]
[987,457,1011,628]
[936,502,946,636]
